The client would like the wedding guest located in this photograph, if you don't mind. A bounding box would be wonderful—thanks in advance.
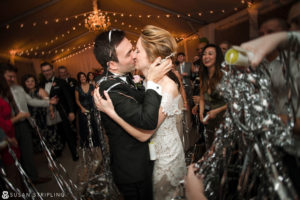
[1,63,54,184]
[87,72,96,86]
[193,44,227,150]
[21,74,63,155]
[0,72,26,190]
[75,72,99,147]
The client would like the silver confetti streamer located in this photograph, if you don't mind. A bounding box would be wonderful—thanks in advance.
[30,117,80,199]
[173,32,300,200]
[78,109,121,199]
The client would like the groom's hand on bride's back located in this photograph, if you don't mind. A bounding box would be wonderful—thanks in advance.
[146,57,172,83]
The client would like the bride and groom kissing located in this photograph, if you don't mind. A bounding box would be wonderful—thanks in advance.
[93,26,186,200]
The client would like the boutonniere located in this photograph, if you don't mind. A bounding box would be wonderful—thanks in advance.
[133,75,144,87]
[69,81,74,87]
[52,82,56,87]
[133,75,142,84]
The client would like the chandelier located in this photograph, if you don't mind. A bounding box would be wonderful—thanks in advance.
[85,0,110,31]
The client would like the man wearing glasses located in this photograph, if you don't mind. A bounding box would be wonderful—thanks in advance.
[93,29,171,200]
[40,62,78,161]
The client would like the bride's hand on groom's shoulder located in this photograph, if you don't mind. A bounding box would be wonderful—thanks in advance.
[93,89,115,116]
[93,87,102,111]
[147,57,172,83]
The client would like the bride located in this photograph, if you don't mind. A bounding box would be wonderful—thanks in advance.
[95,25,186,199]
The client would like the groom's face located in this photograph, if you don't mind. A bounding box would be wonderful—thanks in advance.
[114,37,135,74]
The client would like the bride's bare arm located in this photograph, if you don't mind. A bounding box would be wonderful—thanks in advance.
[94,90,166,142]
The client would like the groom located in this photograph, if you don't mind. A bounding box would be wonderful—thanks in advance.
[93,30,171,200]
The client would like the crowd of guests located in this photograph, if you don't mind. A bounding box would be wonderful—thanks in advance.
[0,61,104,191]
[0,1,299,199]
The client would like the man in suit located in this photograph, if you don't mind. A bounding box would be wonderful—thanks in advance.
[40,62,78,161]
[176,52,192,103]
[57,65,78,132]
[58,65,78,98]
[93,30,171,200]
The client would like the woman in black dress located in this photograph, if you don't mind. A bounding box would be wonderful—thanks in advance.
[75,72,99,147]
[21,74,63,154]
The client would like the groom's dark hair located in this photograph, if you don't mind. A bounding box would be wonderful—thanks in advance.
[94,29,125,70]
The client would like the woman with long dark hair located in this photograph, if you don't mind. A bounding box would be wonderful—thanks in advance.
[87,72,95,86]
[21,74,63,155]
[75,72,99,147]
[0,69,28,190]
[198,44,227,149]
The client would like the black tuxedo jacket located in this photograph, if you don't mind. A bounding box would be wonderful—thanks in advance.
[99,74,161,184]
[65,77,78,110]
[40,77,75,120]
[65,77,78,90]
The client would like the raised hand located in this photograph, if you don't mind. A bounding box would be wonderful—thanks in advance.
[146,57,172,83]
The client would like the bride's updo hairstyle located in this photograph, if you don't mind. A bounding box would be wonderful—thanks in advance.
[140,25,180,88]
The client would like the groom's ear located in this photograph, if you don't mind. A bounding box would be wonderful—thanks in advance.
[107,61,118,71]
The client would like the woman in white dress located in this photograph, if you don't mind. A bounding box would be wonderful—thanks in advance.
[96,25,186,200]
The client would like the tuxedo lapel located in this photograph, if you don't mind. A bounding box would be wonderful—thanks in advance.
[49,78,57,97]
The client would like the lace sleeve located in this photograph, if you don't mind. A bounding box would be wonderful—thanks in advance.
[160,92,181,116]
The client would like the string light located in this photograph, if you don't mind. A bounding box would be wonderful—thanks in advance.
[9,0,252,60]
[3,1,251,33]
[54,42,94,63]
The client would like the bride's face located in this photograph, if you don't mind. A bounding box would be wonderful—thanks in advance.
[134,37,151,71]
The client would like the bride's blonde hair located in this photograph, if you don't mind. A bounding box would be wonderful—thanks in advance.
[140,25,180,89]
[140,25,177,62]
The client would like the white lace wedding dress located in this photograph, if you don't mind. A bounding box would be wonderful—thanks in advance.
[151,92,186,200]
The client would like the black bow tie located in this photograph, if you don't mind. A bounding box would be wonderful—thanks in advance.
[126,73,135,86]
[45,79,53,83]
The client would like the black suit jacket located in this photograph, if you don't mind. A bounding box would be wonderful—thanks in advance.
[176,62,192,86]
[65,77,78,111]
[40,77,75,120]
[99,75,161,184]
